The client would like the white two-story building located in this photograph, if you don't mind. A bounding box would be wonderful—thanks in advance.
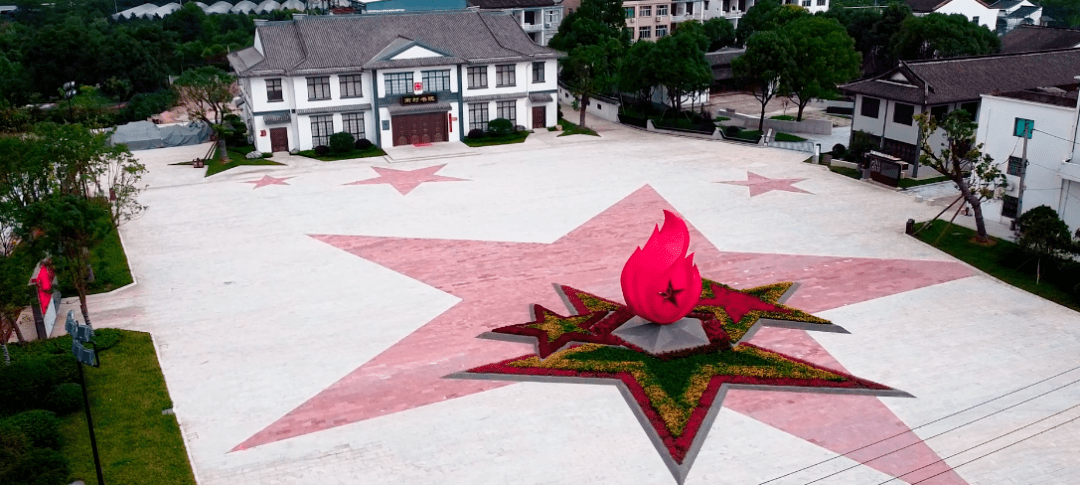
[227,11,562,152]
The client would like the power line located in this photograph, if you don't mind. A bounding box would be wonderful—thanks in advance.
[1032,128,1080,147]
[757,365,1080,484]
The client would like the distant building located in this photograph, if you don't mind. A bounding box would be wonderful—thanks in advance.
[905,0,999,29]
[701,0,828,30]
[227,11,562,152]
[623,0,704,42]
[990,0,1049,34]
[468,0,564,46]
[1000,24,1080,54]
[975,84,1080,230]
[840,48,1080,176]
[363,0,468,13]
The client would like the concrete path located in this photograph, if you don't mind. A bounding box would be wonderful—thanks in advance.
[83,113,1080,484]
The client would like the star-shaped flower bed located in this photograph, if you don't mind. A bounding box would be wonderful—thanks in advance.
[461,280,909,484]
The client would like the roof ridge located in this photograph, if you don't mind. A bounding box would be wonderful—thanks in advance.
[903,46,1080,66]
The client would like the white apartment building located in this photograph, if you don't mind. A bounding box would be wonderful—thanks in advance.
[623,0,705,42]
[469,0,564,46]
[227,11,562,152]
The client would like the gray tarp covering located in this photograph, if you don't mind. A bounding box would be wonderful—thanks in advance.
[110,121,212,151]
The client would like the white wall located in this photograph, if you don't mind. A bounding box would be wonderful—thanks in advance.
[934,0,998,29]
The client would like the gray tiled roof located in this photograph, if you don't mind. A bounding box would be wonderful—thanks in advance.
[704,48,744,66]
[1006,5,1039,18]
[229,11,562,77]
[989,0,1022,8]
[840,48,1080,105]
[1001,25,1080,53]
[469,0,557,8]
[905,0,948,12]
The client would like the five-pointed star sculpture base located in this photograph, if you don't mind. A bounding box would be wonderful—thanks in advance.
[611,316,712,355]
[343,164,468,195]
[716,172,811,197]
[234,185,973,485]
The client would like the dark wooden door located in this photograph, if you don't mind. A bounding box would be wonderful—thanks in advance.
[870,159,901,187]
[270,128,288,152]
[532,106,546,129]
[392,113,448,146]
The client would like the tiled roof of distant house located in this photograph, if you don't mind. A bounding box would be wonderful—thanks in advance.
[988,0,1022,9]
[705,48,744,81]
[468,0,557,8]
[228,10,562,76]
[1001,25,1080,53]
[1006,5,1039,18]
[992,87,1078,108]
[840,48,1080,105]
[905,0,992,13]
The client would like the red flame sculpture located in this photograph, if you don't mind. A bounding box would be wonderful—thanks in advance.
[620,210,702,325]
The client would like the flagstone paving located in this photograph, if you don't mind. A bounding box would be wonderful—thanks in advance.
[88,114,1080,484]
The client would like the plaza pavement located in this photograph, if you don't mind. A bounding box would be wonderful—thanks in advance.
[84,112,1080,484]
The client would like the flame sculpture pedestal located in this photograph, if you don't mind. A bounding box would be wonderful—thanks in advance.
[611,315,711,356]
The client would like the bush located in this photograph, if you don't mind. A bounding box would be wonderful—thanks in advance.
[487,118,513,137]
[222,114,248,147]
[467,129,485,140]
[121,89,177,123]
[849,130,877,166]
[0,355,76,416]
[329,131,355,154]
[354,138,373,150]
[44,383,82,415]
[832,143,847,158]
[314,145,330,156]
[724,125,741,137]
[0,448,70,485]
[4,411,61,450]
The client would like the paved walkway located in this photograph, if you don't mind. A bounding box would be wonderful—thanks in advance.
[82,113,1080,484]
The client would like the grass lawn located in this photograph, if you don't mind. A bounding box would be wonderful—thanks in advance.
[774,132,807,142]
[296,145,386,161]
[715,116,730,122]
[899,176,951,189]
[913,220,1080,312]
[558,117,599,137]
[728,129,761,142]
[829,165,862,180]
[769,114,796,121]
[463,131,530,147]
[171,145,284,177]
[7,330,196,485]
[56,216,133,296]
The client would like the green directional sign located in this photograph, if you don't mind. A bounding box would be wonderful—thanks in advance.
[1014,118,1034,138]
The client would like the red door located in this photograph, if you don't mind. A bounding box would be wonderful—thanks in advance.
[269,128,288,152]
[392,113,448,146]
[532,106,546,129]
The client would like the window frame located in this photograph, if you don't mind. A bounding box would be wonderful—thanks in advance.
[310,114,334,147]
[495,64,516,88]
[640,5,652,16]
[467,66,488,89]
[930,105,949,123]
[532,62,545,83]
[469,102,489,132]
[496,100,517,127]
[638,26,651,39]
[421,69,452,93]
[341,112,365,142]
[307,76,331,101]
[625,6,635,18]
[1002,195,1019,219]
[339,74,363,99]
[656,4,668,16]
[892,102,915,126]
[656,25,668,37]
[266,78,283,102]
[960,101,979,119]
[860,97,880,118]
[384,72,414,96]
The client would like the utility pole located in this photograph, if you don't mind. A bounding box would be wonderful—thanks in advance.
[67,312,105,485]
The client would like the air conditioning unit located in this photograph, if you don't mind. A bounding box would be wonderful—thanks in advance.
[730,6,739,11]
[629,18,635,23]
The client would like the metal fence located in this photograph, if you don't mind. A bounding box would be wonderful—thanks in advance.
[767,140,817,153]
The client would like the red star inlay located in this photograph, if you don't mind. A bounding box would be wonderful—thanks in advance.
[343,164,468,195]
[716,171,811,197]
[242,175,294,189]
[235,186,973,485]
[699,282,788,323]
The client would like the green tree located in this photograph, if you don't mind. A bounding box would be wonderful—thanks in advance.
[1015,205,1073,284]
[733,31,795,132]
[654,29,713,116]
[735,0,808,45]
[173,66,237,161]
[549,0,629,51]
[618,40,661,108]
[702,18,737,52]
[823,3,910,75]
[891,13,1000,60]
[0,250,32,359]
[778,17,862,121]
[563,38,624,128]
[914,110,1007,242]
[1036,0,1080,28]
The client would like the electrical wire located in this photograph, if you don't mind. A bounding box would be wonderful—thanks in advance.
[878,400,1080,484]
[1032,128,1080,147]
[756,365,1080,484]
[797,375,1080,484]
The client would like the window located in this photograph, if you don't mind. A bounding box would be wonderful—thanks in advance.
[469,102,489,131]
[892,103,914,125]
[310,114,333,147]
[1006,156,1025,176]
[525,10,536,24]
[801,0,810,6]
[339,74,363,98]
[625,7,635,18]
[496,64,516,87]
[640,5,652,16]
[972,16,979,24]
[545,9,559,23]
[704,1,709,10]
[1014,117,1034,138]
[686,3,693,14]
[1002,195,1019,218]
[817,0,825,5]
[468,66,488,89]
[422,70,451,92]
[930,105,949,122]
[342,112,365,142]
[307,76,331,100]
[266,78,283,102]
[657,4,668,16]
[384,72,413,96]
[656,25,668,37]
[639,26,651,39]
[860,97,880,118]
[497,100,516,126]
[532,62,545,83]
[960,101,979,119]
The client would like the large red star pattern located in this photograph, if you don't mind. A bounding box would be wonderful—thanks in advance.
[716,171,812,197]
[242,175,294,189]
[343,164,468,195]
[235,186,972,484]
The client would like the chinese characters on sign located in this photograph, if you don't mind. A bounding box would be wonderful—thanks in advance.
[402,94,437,105]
